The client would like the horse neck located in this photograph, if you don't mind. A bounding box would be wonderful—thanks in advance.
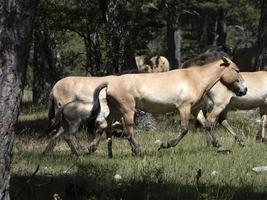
[193,62,225,94]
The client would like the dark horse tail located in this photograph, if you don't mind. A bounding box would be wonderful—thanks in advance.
[47,92,56,132]
[87,82,108,123]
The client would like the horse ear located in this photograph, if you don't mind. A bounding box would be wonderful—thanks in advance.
[220,56,230,67]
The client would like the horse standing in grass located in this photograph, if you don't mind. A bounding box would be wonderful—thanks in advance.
[199,71,267,144]
[48,51,246,156]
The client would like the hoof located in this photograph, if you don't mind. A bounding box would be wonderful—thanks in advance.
[158,142,171,151]
[132,147,144,157]
[84,148,92,155]
[216,147,232,154]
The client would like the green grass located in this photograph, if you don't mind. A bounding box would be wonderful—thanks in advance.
[11,105,267,200]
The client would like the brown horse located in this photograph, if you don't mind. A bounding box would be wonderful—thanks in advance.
[48,51,246,156]
[199,71,267,144]
[135,55,170,73]
[44,83,110,155]
[150,56,170,72]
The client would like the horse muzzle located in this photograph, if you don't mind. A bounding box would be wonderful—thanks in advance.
[236,85,247,96]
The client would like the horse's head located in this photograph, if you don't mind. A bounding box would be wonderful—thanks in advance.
[220,57,247,96]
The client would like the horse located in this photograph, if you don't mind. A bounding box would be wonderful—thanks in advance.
[150,56,170,72]
[201,71,267,144]
[44,83,111,156]
[135,55,153,73]
[48,51,246,156]
[135,55,170,73]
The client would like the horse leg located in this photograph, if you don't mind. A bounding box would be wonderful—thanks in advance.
[122,110,143,156]
[64,125,81,155]
[43,127,64,155]
[204,106,225,148]
[218,111,245,146]
[106,127,113,158]
[159,105,190,150]
[86,120,108,155]
[257,107,267,143]
[192,109,207,128]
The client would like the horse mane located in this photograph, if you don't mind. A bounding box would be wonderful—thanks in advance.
[155,55,160,68]
[182,51,230,68]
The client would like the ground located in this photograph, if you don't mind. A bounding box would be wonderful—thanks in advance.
[11,104,267,200]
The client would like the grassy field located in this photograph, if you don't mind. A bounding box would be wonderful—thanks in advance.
[11,104,267,200]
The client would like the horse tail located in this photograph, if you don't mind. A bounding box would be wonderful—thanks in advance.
[48,92,55,123]
[88,82,108,122]
[46,106,64,133]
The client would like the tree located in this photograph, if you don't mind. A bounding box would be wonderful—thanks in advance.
[32,2,62,103]
[255,0,267,70]
[105,0,137,74]
[165,0,182,68]
[0,0,38,199]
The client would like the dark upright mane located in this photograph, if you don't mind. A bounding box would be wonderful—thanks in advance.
[182,51,230,68]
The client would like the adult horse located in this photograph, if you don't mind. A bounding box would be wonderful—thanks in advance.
[135,55,170,73]
[201,71,267,144]
[150,56,170,72]
[48,51,246,156]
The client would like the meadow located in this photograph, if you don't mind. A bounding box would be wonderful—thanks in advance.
[11,103,267,200]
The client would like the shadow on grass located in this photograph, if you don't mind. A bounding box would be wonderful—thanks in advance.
[11,162,267,200]
[15,118,49,138]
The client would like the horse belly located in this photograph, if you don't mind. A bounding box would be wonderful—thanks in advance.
[231,97,265,110]
[136,99,176,114]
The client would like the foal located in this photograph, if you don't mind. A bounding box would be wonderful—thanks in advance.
[44,82,109,155]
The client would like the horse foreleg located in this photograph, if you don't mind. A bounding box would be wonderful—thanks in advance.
[106,128,113,158]
[123,110,143,156]
[159,105,190,150]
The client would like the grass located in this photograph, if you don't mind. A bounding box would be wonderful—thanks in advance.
[11,104,267,200]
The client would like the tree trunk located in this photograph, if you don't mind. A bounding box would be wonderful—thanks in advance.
[216,9,227,48]
[255,0,267,71]
[166,10,181,69]
[105,0,137,74]
[0,0,38,199]
[32,18,62,103]
[84,31,102,76]
[199,11,216,50]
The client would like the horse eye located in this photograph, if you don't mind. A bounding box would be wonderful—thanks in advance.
[235,69,240,73]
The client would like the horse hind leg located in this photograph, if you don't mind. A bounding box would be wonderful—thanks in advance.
[218,112,245,147]
[64,124,82,155]
[122,110,143,157]
[86,120,107,155]
[43,126,64,155]
[106,128,113,158]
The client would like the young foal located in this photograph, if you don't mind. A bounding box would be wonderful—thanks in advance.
[44,82,108,155]
[204,71,267,143]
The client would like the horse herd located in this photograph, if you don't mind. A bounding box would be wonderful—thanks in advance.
[45,51,267,158]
